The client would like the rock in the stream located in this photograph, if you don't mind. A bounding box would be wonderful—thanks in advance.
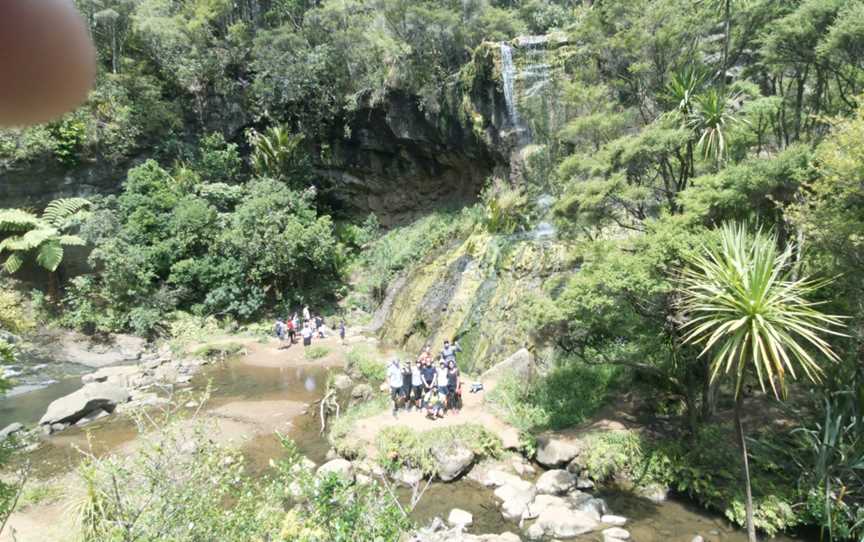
[75,410,109,427]
[601,514,628,526]
[432,441,475,482]
[333,374,352,390]
[568,492,609,517]
[535,434,581,468]
[447,508,473,528]
[0,422,24,440]
[82,365,141,387]
[535,469,577,495]
[494,477,536,521]
[316,459,354,481]
[351,383,373,401]
[392,467,424,487]
[603,527,631,541]
[39,382,130,427]
[526,505,600,540]
[37,331,146,368]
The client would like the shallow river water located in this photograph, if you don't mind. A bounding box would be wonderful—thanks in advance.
[5,355,815,541]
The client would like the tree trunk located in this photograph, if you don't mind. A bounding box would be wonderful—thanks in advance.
[735,390,757,542]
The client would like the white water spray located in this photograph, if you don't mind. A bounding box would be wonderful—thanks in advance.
[500,42,520,127]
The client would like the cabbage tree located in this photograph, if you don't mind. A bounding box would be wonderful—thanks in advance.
[0,198,90,296]
[678,222,844,541]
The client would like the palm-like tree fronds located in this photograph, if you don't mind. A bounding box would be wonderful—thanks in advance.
[42,198,91,227]
[665,67,707,116]
[688,88,745,162]
[0,209,41,232]
[679,222,845,399]
[0,198,90,277]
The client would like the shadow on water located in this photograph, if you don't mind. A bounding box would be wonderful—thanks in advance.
[598,490,811,542]
[403,479,519,535]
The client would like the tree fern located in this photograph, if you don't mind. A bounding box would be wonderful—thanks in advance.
[35,242,64,272]
[0,198,90,279]
[42,198,91,227]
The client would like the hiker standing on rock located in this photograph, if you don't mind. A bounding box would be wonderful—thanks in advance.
[387,358,404,418]
[442,339,461,366]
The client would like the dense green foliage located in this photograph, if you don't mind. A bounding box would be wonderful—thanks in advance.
[2,0,864,539]
[76,409,409,542]
[57,137,343,334]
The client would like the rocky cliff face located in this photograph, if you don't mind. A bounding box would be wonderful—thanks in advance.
[317,91,498,226]
[372,34,581,367]
[0,34,572,226]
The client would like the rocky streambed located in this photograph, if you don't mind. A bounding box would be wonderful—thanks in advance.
[1,333,810,542]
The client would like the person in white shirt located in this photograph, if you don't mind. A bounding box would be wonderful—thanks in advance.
[301,324,313,347]
[387,359,404,417]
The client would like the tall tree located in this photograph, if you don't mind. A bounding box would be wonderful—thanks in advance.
[678,222,844,542]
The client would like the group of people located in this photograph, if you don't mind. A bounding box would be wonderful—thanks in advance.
[387,340,464,420]
[274,305,347,348]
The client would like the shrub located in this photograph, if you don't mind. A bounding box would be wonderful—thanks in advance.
[375,424,503,476]
[192,341,245,360]
[487,361,621,431]
[329,395,389,459]
[305,345,330,360]
[273,438,411,541]
[345,345,386,383]
[0,288,34,334]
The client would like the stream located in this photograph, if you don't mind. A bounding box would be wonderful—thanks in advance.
[3,352,813,541]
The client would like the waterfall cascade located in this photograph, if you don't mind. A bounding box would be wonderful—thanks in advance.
[499,42,520,128]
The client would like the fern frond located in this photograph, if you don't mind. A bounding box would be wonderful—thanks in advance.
[42,198,90,227]
[2,253,23,274]
[59,235,86,247]
[3,227,58,252]
[35,242,64,272]
[0,209,40,233]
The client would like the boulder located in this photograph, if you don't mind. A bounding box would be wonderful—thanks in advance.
[523,494,567,520]
[393,467,424,487]
[351,383,373,401]
[499,427,521,450]
[0,422,24,440]
[479,469,524,488]
[568,492,608,517]
[316,459,354,481]
[576,477,595,489]
[40,332,146,368]
[530,505,600,539]
[432,442,475,482]
[535,469,576,495]
[82,365,141,387]
[636,483,669,503]
[601,515,627,526]
[333,374,352,390]
[536,435,581,468]
[480,348,533,383]
[603,527,631,541]
[39,382,130,426]
[447,508,473,528]
[494,478,536,521]
[75,409,109,427]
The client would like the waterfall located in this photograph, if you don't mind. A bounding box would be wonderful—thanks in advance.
[500,42,520,127]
